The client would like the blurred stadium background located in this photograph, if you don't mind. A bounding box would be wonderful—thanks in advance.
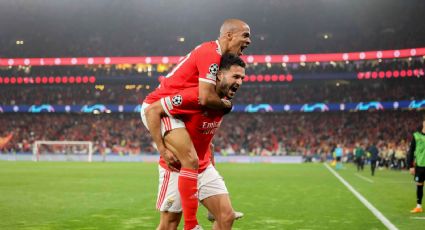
[1,0,425,229]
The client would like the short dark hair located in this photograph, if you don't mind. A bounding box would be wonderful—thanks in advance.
[219,53,246,71]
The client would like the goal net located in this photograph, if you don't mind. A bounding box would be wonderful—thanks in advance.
[33,141,93,162]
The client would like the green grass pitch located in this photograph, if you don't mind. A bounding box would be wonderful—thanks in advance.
[0,161,423,229]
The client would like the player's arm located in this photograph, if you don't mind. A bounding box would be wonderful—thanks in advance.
[407,137,416,174]
[145,88,200,157]
[199,82,232,109]
[144,101,179,172]
[196,45,232,109]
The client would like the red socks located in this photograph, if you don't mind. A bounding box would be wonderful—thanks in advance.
[178,168,199,230]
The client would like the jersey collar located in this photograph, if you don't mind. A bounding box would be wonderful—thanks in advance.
[215,40,222,55]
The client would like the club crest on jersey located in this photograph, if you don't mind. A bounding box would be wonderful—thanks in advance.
[171,95,183,106]
[209,63,219,76]
[165,198,174,209]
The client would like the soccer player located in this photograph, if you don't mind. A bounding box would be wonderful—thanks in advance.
[141,19,250,229]
[144,53,246,230]
[407,115,425,213]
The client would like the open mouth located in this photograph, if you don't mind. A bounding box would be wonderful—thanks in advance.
[229,84,239,96]
[240,45,248,55]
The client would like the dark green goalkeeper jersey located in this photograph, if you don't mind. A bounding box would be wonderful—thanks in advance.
[407,131,425,167]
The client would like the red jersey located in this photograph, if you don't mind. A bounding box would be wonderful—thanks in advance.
[144,40,222,104]
[158,87,224,172]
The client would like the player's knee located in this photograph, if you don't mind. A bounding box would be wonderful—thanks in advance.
[186,155,199,169]
[181,151,199,169]
[158,217,179,230]
[216,210,234,225]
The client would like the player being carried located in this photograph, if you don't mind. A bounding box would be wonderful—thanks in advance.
[143,53,246,230]
[141,19,250,230]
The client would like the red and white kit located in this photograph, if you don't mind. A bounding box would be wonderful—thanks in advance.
[140,40,223,136]
[154,87,229,212]
[144,40,222,104]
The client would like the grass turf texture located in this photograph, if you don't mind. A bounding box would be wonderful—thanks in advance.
[0,161,423,229]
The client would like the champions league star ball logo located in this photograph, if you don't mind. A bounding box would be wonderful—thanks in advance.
[209,63,219,75]
[171,95,183,106]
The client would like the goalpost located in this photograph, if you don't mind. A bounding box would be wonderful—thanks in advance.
[33,141,93,162]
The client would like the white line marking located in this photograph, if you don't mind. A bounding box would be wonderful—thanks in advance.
[324,164,398,230]
[410,217,425,220]
[355,173,374,183]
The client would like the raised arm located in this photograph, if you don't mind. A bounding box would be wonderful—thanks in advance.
[144,101,179,172]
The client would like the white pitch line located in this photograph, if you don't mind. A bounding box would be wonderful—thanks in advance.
[324,164,398,230]
[355,173,374,183]
[410,217,425,220]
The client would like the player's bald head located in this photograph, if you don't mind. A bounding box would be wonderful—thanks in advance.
[219,19,249,37]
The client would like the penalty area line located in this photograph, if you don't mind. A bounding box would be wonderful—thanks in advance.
[324,163,398,230]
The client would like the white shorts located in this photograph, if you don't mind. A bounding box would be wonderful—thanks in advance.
[156,164,229,213]
[140,102,185,136]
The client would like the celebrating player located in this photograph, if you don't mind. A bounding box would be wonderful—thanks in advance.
[140,19,250,229]
[143,53,245,230]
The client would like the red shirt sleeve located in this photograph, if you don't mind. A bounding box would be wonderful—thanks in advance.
[160,87,202,116]
[195,42,221,85]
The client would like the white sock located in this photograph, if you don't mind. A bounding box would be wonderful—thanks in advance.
[417,204,422,208]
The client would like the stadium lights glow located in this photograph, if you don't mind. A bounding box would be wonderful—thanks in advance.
[2,47,425,66]
[0,75,96,85]
[357,68,424,80]
[16,40,24,45]
[178,37,185,42]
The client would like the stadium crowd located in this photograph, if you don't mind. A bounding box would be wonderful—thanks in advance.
[0,111,422,167]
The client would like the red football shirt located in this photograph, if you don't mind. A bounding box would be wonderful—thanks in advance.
[144,40,222,104]
[158,87,224,172]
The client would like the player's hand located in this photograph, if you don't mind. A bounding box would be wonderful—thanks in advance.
[160,148,180,172]
[409,167,415,175]
[221,99,232,109]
